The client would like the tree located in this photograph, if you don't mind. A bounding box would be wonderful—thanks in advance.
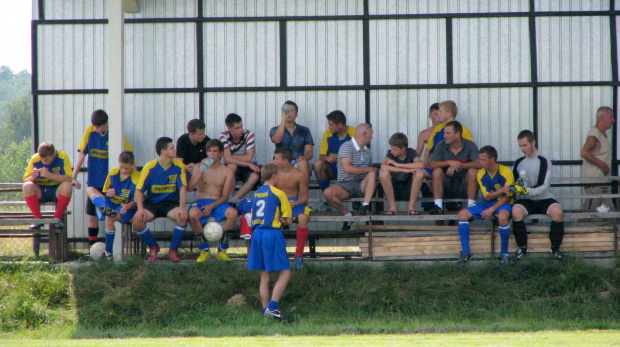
[0,95,32,149]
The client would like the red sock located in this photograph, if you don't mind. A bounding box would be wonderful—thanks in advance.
[25,195,43,219]
[295,227,309,257]
[53,194,71,218]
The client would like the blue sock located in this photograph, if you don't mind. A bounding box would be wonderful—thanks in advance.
[218,232,229,252]
[262,308,267,314]
[499,224,510,255]
[170,225,186,250]
[318,180,330,191]
[198,241,209,252]
[91,196,106,221]
[458,220,471,254]
[268,300,278,311]
[138,228,159,248]
[104,230,115,254]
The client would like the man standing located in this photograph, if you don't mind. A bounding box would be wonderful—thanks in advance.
[510,130,567,262]
[581,106,616,211]
[270,100,314,178]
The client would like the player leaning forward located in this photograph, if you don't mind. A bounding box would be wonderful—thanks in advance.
[188,139,239,263]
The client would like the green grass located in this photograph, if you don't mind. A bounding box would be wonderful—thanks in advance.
[2,255,620,339]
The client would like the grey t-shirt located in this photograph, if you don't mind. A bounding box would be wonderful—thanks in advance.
[385,148,418,183]
[430,139,479,179]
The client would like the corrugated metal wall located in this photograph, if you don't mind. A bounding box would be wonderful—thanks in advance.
[33,0,617,236]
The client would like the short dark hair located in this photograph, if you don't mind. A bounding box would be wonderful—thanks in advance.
[206,139,224,152]
[517,130,536,143]
[445,120,462,135]
[261,163,279,181]
[326,110,346,125]
[274,146,293,162]
[479,145,498,161]
[187,119,205,134]
[282,100,298,114]
[225,113,242,127]
[155,137,173,155]
[118,151,134,165]
[38,142,55,158]
[388,132,408,149]
[429,103,439,113]
[91,109,108,126]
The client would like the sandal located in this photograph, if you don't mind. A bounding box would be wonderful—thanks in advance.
[383,210,397,215]
[408,210,418,215]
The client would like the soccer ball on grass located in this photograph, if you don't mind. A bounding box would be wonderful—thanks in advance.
[90,242,106,260]
[203,221,224,243]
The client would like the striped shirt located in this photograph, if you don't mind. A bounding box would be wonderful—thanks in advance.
[219,129,256,163]
[336,138,372,182]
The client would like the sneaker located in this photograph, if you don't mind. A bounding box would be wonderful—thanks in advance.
[551,249,568,262]
[78,253,92,262]
[148,247,160,263]
[168,250,181,262]
[429,205,444,215]
[509,248,527,263]
[51,222,64,230]
[29,223,44,230]
[98,206,118,217]
[216,250,232,262]
[500,254,510,266]
[457,251,473,266]
[104,252,113,261]
[342,221,354,231]
[196,250,211,263]
[358,204,369,216]
[264,308,283,321]
[295,256,303,270]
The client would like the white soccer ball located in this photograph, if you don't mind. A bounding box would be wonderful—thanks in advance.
[203,221,224,243]
[90,242,106,260]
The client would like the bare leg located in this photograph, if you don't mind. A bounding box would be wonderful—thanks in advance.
[379,169,397,212]
[466,168,479,200]
[407,171,425,212]
[270,269,292,303]
[323,185,351,214]
[361,170,378,204]
[432,168,445,200]
[260,271,271,308]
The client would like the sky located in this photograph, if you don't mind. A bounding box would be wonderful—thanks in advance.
[0,1,32,73]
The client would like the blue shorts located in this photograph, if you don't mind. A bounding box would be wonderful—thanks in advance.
[110,203,137,224]
[424,167,433,176]
[247,227,290,272]
[329,162,338,179]
[466,200,512,220]
[289,198,311,219]
[39,185,59,203]
[190,198,232,226]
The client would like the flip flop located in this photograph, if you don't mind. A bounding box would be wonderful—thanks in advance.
[383,210,397,215]
[408,210,418,215]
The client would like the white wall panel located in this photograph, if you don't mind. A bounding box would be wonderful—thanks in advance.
[125,23,196,89]
[288,21,363,86]
[453,18,530,83]
[203,0,363,17]
[537,16,611,82]
[369,0,529,14]
[370,19,446,85]
[125,0,197,19]
[537,0,607,12]
[44,0,106,19]
[204,91,365,165]
[204,22,280,88]
[38,24,107,90]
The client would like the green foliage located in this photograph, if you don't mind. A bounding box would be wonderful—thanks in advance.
[0,66,31,120]
[0,95,32,147]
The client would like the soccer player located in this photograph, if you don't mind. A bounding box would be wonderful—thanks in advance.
[248,163,292,321]
[73,109,133,254]
[219,113,260,202]
[134,137,188,263]
[188,139,238,263]
[86,151,140,260]
[313,110,356,192]
[456,145,513,266]
[272,147,311,269]
[510,130,567,262]
[270,100,314,179]
[23,142,73,230]
[379,132,426,215]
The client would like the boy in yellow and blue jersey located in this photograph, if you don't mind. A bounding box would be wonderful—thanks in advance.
[134,137,188,263]
[72,109,133,252]
[248,163,292,321]
[456,145,514,266]
[23,142,73,230]
[313,110,356,192]
[86,151,140,259]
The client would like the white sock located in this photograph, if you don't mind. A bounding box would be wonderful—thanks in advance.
[434,199,443,208]
[344,212,353,217]
[468,199,476,206]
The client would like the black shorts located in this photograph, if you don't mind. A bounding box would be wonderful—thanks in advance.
[444,177,468,199]
[86,187,104,216]
[235,165,259,183]
[393,180,412,201]
[514,198,560,215]
[143,200,179,218]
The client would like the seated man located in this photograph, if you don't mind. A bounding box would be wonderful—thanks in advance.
[219,113,260,202]
[456,146,513,266]
[270,100,314,178]
[379,133,426,215]
[510,130,567,262]
[176,119,211,180]
[86,151,140,260]
[188,139,239,263]
[313,110,356,192]
[23,142,73,230]
[324,123,377,231]
[134,137,188,263]
[272,147,311,269]
[429,121,480,214]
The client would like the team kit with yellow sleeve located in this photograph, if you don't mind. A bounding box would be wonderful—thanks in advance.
[102,167,141,224]
[24,150,73,202]
[248,184,292,272]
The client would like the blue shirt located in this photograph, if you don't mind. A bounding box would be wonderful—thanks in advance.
[251,184,292,230]
[477,164,514,203]
[137,158,187,204]
[103,167,140,207]
[24,150,73,186]
[78,125,133,188]
[269,123,314,159]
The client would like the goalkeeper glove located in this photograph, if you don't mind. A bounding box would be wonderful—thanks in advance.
[509,183,528,196]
